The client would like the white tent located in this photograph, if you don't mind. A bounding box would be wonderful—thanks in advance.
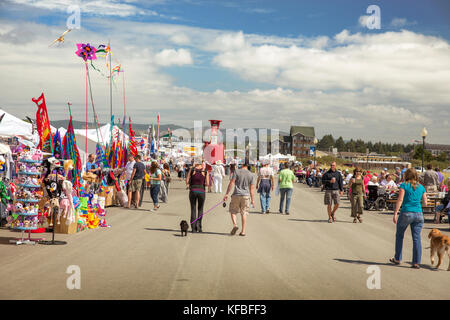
[74,123,129,147]
[0,109,37,142]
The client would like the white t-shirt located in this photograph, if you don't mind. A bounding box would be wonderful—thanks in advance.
[259,166,274,179]
[125,160,136,180]
[381,180,397,188]
[212,165,225,178]
[345,173,353,183]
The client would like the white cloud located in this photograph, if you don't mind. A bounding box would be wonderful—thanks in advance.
[0,18,448,143]
[212,29,450,106]
[390,17,417,28]
[358,15,370,28]
[154,48,193,66]
[170,33,190,45]
[7,0,161,17]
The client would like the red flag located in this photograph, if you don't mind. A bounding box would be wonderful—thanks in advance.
[128,122,138,156]
[32,93,54,154]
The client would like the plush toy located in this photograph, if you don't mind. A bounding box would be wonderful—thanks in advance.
[9,183,17,195]
[82,172,99,183]
[64,159,74,179]
[15,203,24,213]
[31,149,43,161]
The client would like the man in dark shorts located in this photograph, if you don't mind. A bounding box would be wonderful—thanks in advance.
[128,154,146,209]
[322,162,343,223]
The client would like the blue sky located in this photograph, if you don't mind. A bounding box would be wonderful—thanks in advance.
[0,0,449,143]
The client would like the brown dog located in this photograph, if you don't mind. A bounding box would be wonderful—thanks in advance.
[428,229,450,271]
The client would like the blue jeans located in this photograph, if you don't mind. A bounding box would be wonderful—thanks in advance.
[279,188,293,213]
[150,184,161,206]
[260,192,271,212]
[395,212,424,264]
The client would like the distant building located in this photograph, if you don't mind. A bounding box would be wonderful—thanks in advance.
[425,143,450,159]
[288,126,316,158]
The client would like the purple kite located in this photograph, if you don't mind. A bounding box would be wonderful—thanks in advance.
[75,43,97,61]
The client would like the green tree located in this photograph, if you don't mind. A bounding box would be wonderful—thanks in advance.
[413,145,433,162]
[317,134,334,150]
[436,152,447,162]
[335,136,345,152]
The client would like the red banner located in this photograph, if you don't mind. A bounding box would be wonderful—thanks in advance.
[32,93,54,154]
[129,123,138,157]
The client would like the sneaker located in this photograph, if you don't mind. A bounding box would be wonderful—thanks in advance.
[285,212,290,215]
[266,210,270,214]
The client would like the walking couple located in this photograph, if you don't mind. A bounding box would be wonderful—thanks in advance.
[257,162,295,215]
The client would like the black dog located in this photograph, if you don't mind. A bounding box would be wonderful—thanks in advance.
[180,220,189,237]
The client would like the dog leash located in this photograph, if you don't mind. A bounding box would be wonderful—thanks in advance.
[190,199,226,225]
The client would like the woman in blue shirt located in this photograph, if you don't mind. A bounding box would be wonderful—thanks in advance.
[390,168,427,269]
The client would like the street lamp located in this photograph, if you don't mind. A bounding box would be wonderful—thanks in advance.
[313,137,318,168]
[421,127,428,173]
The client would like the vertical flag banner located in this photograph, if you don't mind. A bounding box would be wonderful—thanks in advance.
[32,93,54,154]
[157,113,160,152]
[150,124,156,154]
[95,142,108,168]
[62,116,82,193]
[129,119,138,157]
[53,129,63,159]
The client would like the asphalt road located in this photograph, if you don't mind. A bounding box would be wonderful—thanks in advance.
[0,177,449,300]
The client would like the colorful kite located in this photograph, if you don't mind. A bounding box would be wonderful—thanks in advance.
[49,29,71,47]
[75,43,97,61]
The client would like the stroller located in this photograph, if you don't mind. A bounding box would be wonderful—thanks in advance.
[364,185,387,211]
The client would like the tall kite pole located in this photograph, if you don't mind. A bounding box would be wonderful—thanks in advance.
[109,40,112,124]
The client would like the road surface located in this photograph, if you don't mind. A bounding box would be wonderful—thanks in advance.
[0,178,448,299]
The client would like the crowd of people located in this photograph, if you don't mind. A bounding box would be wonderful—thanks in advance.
[86,151,449,269]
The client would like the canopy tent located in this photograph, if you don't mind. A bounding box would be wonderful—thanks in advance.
[73,123,129,147]
[0,109,39,143]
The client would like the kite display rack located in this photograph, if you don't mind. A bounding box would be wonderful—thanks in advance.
[10,158,45,245]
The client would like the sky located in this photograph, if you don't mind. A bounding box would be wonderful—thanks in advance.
[0,0,449,144]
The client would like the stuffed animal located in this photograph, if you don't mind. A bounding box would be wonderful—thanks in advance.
[82,172,99,183]
[64,159,74,179]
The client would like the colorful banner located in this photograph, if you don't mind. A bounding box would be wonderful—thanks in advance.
[156,113,160,152]
[95,142,108,168]
[32,93,54,154]
[62,116,82,194]
[53,129,63,159]
[128,121,138,157]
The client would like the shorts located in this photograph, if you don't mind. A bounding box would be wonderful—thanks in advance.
[131,179,143,193]
[229,195,250,216]
[324,190,340,205]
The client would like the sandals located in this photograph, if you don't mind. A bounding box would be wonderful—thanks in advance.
[230,226,238,235]
[239,233,246,236]
[357,216,363,223]
[328,218,333,223]
[331,214,336,222]
[353,218,358,223]
[389,258,400,265]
